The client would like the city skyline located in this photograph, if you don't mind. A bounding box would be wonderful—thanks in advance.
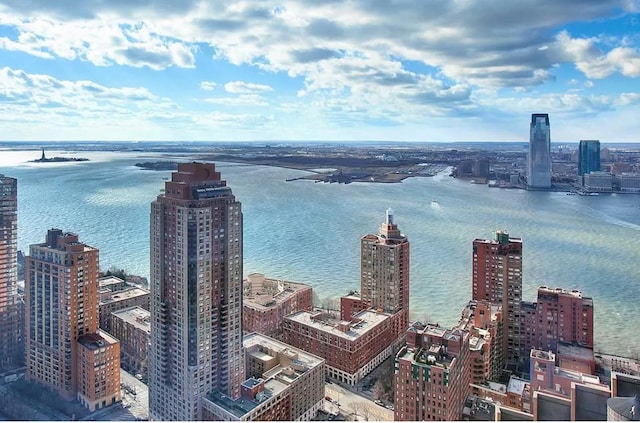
[0,1,640,142]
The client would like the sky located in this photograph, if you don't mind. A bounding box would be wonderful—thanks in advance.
[0,1,639,142]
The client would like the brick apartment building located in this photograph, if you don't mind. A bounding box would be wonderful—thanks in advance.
[98,275,149,334]
[243,273,313,339]
[472,230,524,365]
[25,229,120,410]
[531,286,594,351]
[456,300,504,383]
[76,331,121,411]
[201,333,325,421]
[282,308,401,384]
[394,323,471,421]
[109,306,150,379]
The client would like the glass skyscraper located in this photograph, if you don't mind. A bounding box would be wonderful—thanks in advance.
[578,140,601,176]
[527,114,552,188]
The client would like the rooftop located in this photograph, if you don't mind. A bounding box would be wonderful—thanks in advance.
[98,275,126,289]
[205,333,323,419]
[111,306,150,333]
[243,273,311,310]
[100,287,149,304]
[400,345,455,369]
[285,308,391,340]
[78,330,119,350]
[508,376,529,395]
[206,378,288,418]
[531,349,555,361]
[557,342,595,362]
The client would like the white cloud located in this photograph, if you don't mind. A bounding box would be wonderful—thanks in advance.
[200,81,217,91]
[203,94,268,106]
[224,81,274,94]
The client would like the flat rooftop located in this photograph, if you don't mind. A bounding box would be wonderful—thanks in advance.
[285,309,391,340]
[244,332,324,368]
[111,306,150,333]
[100,287,149,304]
[243,274,311,310]
[206,378,288,418]
[98,275,125,288]
[557,342,595,362]
[205,333,323,418]
[508,376,529,395]
[78,330,119,350]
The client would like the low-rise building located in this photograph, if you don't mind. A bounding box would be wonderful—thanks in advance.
[242,273,313,339]
[99,286,150,333]
[282,308,400,384]
[76,331,121,412]
[109,306,150,379]
[394,323,471,421]
[617,173,640,192]
[529,349,601,398]
[584,171,614,191]
[201,333,324,421]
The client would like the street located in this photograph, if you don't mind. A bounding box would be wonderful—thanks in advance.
[325,383,393,421]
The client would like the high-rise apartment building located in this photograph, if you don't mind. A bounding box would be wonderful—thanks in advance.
[0,175,22,369]
[25,229,120,410]
[360,208,410,330]
[149,163,244,421]
[578,140,601,177]
[472,230,523,365]
[527,114,552,189]
[534,286,594,351]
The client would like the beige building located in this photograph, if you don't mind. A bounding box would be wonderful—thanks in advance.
[360,208,410,331]
[201,333,325,421]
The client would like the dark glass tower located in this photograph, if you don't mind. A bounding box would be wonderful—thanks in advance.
[527,114,551,188]
[578,140,601,176]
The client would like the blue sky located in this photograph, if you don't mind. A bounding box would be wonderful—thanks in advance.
[0,1,639,142]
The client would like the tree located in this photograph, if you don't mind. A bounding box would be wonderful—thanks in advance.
[350,402,361,419]
[372,380,385,401]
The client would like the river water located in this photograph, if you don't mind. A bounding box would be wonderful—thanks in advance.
[1,149,639,357]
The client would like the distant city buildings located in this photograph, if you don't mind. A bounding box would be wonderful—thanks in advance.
[242,273,313,339]
[472,230,524,365]
[148,163,245,420]
[0,174,23,370]
[578,140,601,177]
[25,229,120,411]
[527,113,552,189]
